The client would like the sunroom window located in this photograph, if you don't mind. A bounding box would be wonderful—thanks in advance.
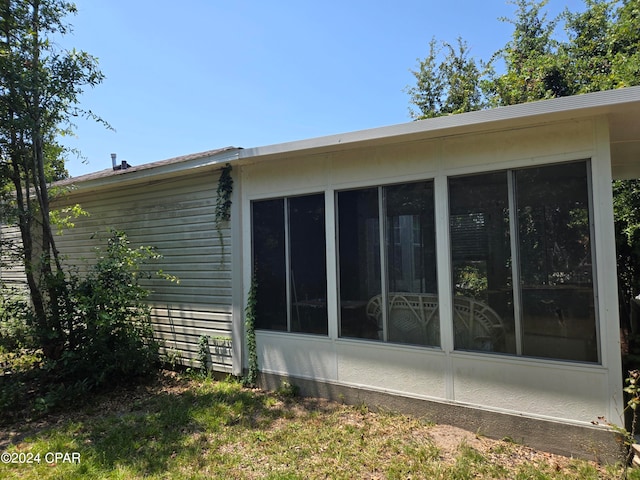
[448,161,598,363]
[337,180,439,346]
[449,172,514,354]
[251,194,328,334]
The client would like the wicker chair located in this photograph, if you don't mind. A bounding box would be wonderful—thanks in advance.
[452,296,504,351]
[366,293,504,350]
[366,293,439,346]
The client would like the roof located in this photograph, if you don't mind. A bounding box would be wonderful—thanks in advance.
[61,86,640,189]
[57,147,242,190]
[238,86,640,173]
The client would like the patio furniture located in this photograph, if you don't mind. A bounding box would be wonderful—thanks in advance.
[366,293,504,350]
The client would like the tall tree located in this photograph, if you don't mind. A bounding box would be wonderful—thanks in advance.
[406,0,640,335]
[407,0,640,115]
[490,0,571,105]
[0,0,103,358]
[406,37,486,119]
[563,0,640,93]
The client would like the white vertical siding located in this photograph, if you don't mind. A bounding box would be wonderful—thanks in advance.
[54,169,234,372]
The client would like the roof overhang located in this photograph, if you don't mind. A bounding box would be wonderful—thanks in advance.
[57,147,242,193]
[238,86,640,178]
[60,86,640,191]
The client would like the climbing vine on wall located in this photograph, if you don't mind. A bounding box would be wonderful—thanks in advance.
[215,163,233,262]
[243,273,259,386]
[215,163,233,223]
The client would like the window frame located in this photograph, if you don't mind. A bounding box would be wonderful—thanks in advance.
[251,192,328,335]
[448,159,600,363]
[335,179,439,347]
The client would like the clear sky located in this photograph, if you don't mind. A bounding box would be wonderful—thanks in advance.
[59,1,586,177]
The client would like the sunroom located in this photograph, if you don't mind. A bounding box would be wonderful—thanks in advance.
[253,163,595,361]
[238,86,640,458]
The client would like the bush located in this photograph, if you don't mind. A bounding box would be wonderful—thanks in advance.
[0,229,174,418]
[49,230,163,389]
[0,292,35,351]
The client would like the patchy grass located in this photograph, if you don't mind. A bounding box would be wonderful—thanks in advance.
[0,371,636,479]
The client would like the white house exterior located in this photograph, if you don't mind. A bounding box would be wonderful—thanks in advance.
[47,87,640,460]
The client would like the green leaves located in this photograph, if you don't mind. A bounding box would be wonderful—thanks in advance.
[407,0,640,117]
[215,163,233,223]
[244,273,259,387]
[0,1,107,359]
[406,37,487,119]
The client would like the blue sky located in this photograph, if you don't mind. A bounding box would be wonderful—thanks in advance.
[60,1,586,177]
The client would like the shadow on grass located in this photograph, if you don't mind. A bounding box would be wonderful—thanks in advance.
[61,377,292,477]
[0,369,338,478]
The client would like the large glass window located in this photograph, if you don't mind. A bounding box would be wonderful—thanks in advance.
[252,194,327,334]
[252,199,286,331]
[337,181,438,346]
[337,188,381,339]
[449,161,598,362]
[449,173,514,354]
[516,162,597,362]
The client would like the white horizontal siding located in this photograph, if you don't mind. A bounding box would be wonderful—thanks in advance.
[54,170,234,372]
[152,305,233,372]
[0,224,27,294]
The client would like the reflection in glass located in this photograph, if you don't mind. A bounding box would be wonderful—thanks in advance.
[337,188,381,340]
[252,194,328,335]
[252,199,287,331]
[289,195,328,334]
[337,182,439,346]
[449,172,514,353]
[448,161,598,363]
[385,182,439,346]
[516,162,597,362]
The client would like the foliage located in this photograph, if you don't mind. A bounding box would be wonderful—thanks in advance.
[276,380,299,398]
[49,202,90,235]
[44,230,162,390]
[197,334,210,375]
[244,273,259,386]
[407,0,640,116]
[407,0,640,357]
[489,0,572,105]
[215,163,233,262]
[563,0,640,93]
[0,230,172,418]
[454,265,488,300]
[623,369,640,470]
[596,368,640,475]
[0,0,105,360]
[0,373,628,479]
[0,292,34,351]
[614,180,640,336]
[407,37,487,119]
[215,163,233,223]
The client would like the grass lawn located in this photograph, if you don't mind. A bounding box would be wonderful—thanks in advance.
[0,370,636,479]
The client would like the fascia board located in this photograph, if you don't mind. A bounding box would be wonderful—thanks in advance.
[58,148,242,193]
[238,86,640,162]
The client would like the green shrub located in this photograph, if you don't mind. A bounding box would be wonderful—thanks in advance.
[48,230,163,390]
[0,292,35,351]
[0,229,175,418]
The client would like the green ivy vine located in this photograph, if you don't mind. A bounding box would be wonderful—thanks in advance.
[215,163,233,262]
[243,273,259,386]
[215,163,233,223]
[197,335,211,376]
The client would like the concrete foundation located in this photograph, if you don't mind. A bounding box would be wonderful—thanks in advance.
[259,371,625,464]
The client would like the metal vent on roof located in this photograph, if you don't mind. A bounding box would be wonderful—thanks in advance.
[111,153,132,171]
